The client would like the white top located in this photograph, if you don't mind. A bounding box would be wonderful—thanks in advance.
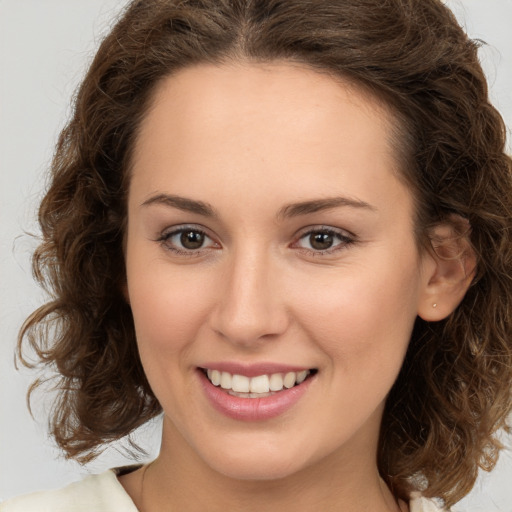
[0,469,446,511]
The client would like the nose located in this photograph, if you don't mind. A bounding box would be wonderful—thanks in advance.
[208,246,290,348]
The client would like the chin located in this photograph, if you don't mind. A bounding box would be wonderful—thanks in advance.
[212,458,305,482]
[196,439,317,482]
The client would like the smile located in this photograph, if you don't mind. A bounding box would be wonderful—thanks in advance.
[204,369,313,397]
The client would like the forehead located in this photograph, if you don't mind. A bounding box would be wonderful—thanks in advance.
[129,62,412,220]
[133,63,398,164]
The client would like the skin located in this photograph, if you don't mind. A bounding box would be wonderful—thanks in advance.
[120,62,472,511]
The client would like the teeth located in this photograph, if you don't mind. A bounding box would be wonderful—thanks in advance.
[283,372,296,389]
[296,370,308,384]
[210,369,221,386]
[269,373,284,391]
[220,371,232,390]
[232,374,250,393]
[205,369,312,395]
[250,374,270,393]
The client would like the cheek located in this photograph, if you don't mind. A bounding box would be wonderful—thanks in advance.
[126,259,217,414]
[126,252,212,359]
[292,253,421,372]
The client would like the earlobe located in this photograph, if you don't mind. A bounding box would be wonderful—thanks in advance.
[417,218,477,322]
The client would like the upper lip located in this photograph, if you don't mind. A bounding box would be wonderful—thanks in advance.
[199,362,315,377]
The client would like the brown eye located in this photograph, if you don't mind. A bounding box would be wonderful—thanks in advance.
[294,227,354,254]
[180,230,205,249]
[159,226,217,254]
[309,232,334,250]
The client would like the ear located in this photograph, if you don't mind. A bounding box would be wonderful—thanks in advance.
[417,216,477,322]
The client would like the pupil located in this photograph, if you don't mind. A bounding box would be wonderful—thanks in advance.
[310,232,333,250]
[181,230,204,249]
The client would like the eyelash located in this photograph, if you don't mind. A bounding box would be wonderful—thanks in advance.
[156,225,356,257]
[157,225,218,257]
[292,226,356,256]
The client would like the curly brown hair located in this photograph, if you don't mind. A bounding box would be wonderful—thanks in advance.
[18,0,512,507]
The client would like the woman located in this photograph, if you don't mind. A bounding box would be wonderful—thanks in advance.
[4,0,512,510]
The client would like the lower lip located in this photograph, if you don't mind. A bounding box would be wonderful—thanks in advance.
[198,370,314,422]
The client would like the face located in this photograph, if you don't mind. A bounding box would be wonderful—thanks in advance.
[125,62,430,481]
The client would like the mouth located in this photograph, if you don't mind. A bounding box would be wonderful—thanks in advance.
[200,368,318,398]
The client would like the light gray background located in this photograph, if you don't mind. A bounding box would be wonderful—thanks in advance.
[1,0,511,509]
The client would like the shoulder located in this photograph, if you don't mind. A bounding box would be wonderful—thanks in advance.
[0,470,139,512]
[409,492,448,512]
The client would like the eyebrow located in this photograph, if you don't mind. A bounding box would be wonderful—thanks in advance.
[141,194,217,217]
[141,193,376,219]
[278,196,377,219]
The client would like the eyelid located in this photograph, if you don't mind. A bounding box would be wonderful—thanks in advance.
[291,225,356,254]
[154,223,355,256]
[157,224,220,255]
